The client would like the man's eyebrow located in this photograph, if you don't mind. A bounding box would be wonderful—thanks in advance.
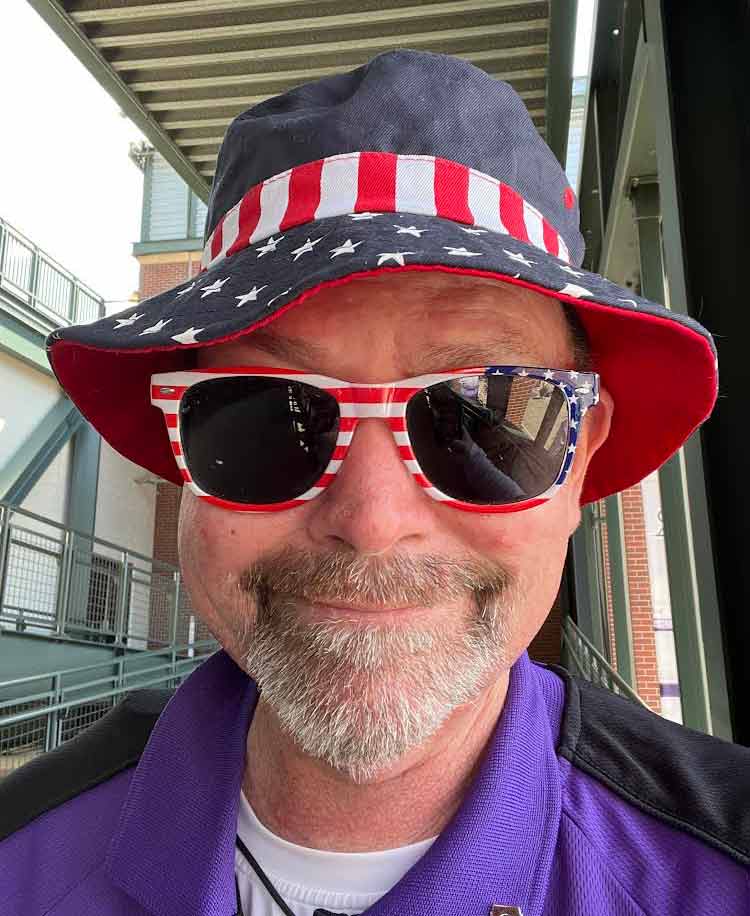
[243,329,538,370]
[241,330,329,365]
[416,333,536,369]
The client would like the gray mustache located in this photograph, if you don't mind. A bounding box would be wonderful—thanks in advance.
[238,546,514,611]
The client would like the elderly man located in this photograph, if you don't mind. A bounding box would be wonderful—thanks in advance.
[2,50,748,916]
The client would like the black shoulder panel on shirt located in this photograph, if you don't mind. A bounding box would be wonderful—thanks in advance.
[0,688,173,843]
[549,663,750,867]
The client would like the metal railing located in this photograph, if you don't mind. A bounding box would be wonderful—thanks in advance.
[561,614,649,707]
[0,500,206,651]
[0,639,217,776]
[0,215,105,329]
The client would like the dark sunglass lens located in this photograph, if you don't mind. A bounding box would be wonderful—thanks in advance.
[180,377,339,504]
[406,373,569,505]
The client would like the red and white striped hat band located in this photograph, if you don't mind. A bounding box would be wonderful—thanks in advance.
[199,151,573,274]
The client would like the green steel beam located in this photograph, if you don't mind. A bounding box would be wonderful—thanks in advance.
[24,0,210,202]
[546,0,578,168]
[0,309,54,376]
[629,180,664,304]
[604,492,636,688]
[132,238,203,257]
[629,24,730,735]
[65,422,102,632]
[1,398,85,505]
[67,422,101,539]
[571,506,607,657]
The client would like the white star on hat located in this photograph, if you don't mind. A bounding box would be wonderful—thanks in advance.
[568,371,579,380]
[200,278,230,298]
[460,227,488,235]
[291,237,323,261]
[266,288,292,309]
[171,327,204,345]
[503,250,535,267]
[236,286,267,306]
[443,246,481,257]
[557,264,585,277]
[330,239,363,258]
[559,283,593,298]
[349,212,380,220]
[113,312,144,329]
[395,226,427,237]
[256,235,284,257]
[175,282,196,296]
[568,444,576,454]
[376,252,414,266]
[544,369,554,380]
[139,318,173,335]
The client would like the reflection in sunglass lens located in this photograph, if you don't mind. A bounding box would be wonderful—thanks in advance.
[180,377,340,504]
[406,374,569,504]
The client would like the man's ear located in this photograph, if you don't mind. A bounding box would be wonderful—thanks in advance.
[565,384,614,504]
[581,385,614,466]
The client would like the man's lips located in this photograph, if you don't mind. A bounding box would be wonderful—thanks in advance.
[305,600,429,622]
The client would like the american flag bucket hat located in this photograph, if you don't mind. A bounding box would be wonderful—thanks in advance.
[45,49,718,505]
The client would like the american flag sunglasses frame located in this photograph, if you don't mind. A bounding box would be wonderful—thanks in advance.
[150,366,600,514]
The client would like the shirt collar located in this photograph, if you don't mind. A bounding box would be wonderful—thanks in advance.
[106,648,565,916]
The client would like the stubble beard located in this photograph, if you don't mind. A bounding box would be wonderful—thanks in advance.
[236,547,518,784]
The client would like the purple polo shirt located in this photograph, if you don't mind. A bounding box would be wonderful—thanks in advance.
[2,648,748,915]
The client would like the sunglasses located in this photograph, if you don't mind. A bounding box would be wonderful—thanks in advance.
[150,366,599,514]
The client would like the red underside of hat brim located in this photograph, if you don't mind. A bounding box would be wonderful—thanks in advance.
[47,264,717,508]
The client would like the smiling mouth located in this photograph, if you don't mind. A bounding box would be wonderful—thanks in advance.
[303,600,431,622]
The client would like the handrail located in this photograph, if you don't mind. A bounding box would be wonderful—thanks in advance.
[0,645,217,769]
[0,500,176,569]
[0,653,215,728]
[0,500,205,650]
[0,639,216,690]
[0,215,105,327]
[561,614,649,707]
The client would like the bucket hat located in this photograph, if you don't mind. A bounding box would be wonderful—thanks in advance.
[45,49,718,506]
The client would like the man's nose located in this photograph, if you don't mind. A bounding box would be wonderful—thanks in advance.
[304,417,437,555]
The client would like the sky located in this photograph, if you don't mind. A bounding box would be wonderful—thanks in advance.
[0,0,595,318]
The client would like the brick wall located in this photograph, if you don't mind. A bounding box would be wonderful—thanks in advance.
[621,484,661,711]
[597,489,661,712]
[505,378,534,427]
[140,252,206,652]
[139,251,202,301]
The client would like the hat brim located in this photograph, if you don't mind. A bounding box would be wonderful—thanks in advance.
[46,212,718,506]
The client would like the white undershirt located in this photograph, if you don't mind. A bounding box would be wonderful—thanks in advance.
[235,790,437,915]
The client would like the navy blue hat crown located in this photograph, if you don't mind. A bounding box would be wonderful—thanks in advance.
[205,49,583,266]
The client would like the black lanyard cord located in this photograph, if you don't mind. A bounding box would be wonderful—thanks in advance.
[235,833,297,916]
[234,833,353,916]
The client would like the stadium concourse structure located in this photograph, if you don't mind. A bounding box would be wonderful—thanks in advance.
[1,0,746,777]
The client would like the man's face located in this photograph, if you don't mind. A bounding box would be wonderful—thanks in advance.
[178,271,612,781]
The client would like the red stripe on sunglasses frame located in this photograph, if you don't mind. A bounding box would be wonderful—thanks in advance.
[334,387,419,403]
[338,417,407,432]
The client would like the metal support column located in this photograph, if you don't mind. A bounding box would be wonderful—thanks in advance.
[65,421,102,638]
[645,0,748,743]
[570,505,607,657]
[630,175,727,736]
[603,492,636,688]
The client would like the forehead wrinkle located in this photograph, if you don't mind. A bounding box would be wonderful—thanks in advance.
[225,327,553,375]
